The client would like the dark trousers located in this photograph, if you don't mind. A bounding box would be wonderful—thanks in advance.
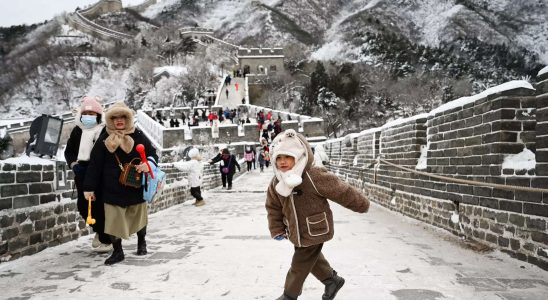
[284,243,333,298]
[73,165,110,244]
[221,172,234,187]
[190,186,203,200]
[246,161,253,171]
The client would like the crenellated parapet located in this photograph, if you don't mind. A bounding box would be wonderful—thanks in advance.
[137,104,326,158]
[321,74,548,270]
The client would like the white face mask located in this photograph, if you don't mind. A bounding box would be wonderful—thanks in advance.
[81,115,98,128]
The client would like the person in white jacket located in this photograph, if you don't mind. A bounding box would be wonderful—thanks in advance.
[174,148,205,206]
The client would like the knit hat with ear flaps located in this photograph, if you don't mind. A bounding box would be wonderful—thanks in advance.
[271,129,309,197]
[80,96,103,114]
[104,101,136,153]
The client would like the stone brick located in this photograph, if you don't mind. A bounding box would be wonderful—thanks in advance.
[29,232,42,245]
[515,190,542,203]
[29,183,52,194]
[30,165,42,171]
[57,215,67,225]
[42,172,55,181]
[40,194,57,204]
[16,212,27,223]
[46,217,56,229]
[498,236,510,247]
[21,246,37,257]
[2,227,19,240]
[509,214,525,227]
[523,203,548,217]
[510,239,521,250]
[2,163,16,171]
[13,195,39,209]
[21,223,33,234]
[531,231,548,244]
[0,173,15,184]
[17,164,30,171]
[495,212,508,223]
[1,184,28,197]
[0,198,12,210]
[499,200,522,213]
[8,236,28,251]
[16,172,42,183]
[29,210,43,221]
[0,215,14,228]
[525,217,546,230]
[34,219,46,231]
[486,233,498,244]
[479,197,498,209]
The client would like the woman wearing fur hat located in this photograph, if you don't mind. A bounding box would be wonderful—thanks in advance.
[208,148,241,190]
[83,101,158,265]
[64,96,112,253]
[265,129,370,300]
[173,148,205,206]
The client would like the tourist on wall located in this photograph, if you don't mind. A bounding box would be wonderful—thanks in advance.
[244,145,255,172]
[173,148,205,206]
[265,129,370,300]
[83,101,157,265]
[64,96,112,253]
[208,148,241,190]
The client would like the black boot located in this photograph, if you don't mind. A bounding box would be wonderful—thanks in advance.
[321,270,345,300]
[104,238,124,265]
[136,226,147,255]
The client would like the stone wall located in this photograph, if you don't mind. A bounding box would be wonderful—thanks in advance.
[0,159,246,263]
[323,78,548,270]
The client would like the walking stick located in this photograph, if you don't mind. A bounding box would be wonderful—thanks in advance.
[86,195,96,225]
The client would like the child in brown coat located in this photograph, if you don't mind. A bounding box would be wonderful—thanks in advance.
[265,129,370,300]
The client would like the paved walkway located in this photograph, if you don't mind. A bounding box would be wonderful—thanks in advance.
[0,169,546,299]
[218,77,245,109]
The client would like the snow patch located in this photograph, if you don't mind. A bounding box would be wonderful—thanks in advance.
[450,211,459,224]
[431,80,535,115]
[501,148,536,171]
[416,144,428,170]
[1,154,55,165]
[153,66,188,77]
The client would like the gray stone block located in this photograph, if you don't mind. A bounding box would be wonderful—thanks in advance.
[1,184,28,197]
[13,195,39,209]
[0,198,12,210]
[0,173,15,184]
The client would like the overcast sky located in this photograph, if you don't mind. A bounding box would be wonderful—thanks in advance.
[0,0,145,27]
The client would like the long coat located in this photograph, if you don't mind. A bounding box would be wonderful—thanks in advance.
[210,153,240,175]
[83,130,158,207]
[265,133,369,248]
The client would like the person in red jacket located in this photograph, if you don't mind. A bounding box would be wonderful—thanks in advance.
[265,129,370,300]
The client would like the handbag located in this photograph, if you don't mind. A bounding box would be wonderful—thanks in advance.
[221,156,232,174]
[114,153,142,189]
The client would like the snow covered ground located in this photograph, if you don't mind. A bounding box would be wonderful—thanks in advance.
[0,169,546,299]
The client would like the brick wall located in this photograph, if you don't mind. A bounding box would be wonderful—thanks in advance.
[324,78,548,270]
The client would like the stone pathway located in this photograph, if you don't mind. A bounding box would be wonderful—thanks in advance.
[0,168,546,299]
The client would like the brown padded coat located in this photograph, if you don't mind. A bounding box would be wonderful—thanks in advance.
[265,133,370,248]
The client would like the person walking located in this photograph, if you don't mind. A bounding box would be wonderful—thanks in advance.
[83,101,157,265]
[313,144,330,167]
[208,148,240,190]
[243,145,255,172]
[265,129,370,300]
[225,88,229,99]
[64,96,112,253]
[174,148,205,206]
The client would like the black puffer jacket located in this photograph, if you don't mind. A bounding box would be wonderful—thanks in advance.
[83,130,157,207]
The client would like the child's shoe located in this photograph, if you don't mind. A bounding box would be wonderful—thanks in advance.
[321,270,345,300]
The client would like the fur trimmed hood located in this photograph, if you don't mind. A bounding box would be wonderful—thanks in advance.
[270,129,314,197]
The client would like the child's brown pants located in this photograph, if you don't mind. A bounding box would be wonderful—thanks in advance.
[284,243,333,298]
